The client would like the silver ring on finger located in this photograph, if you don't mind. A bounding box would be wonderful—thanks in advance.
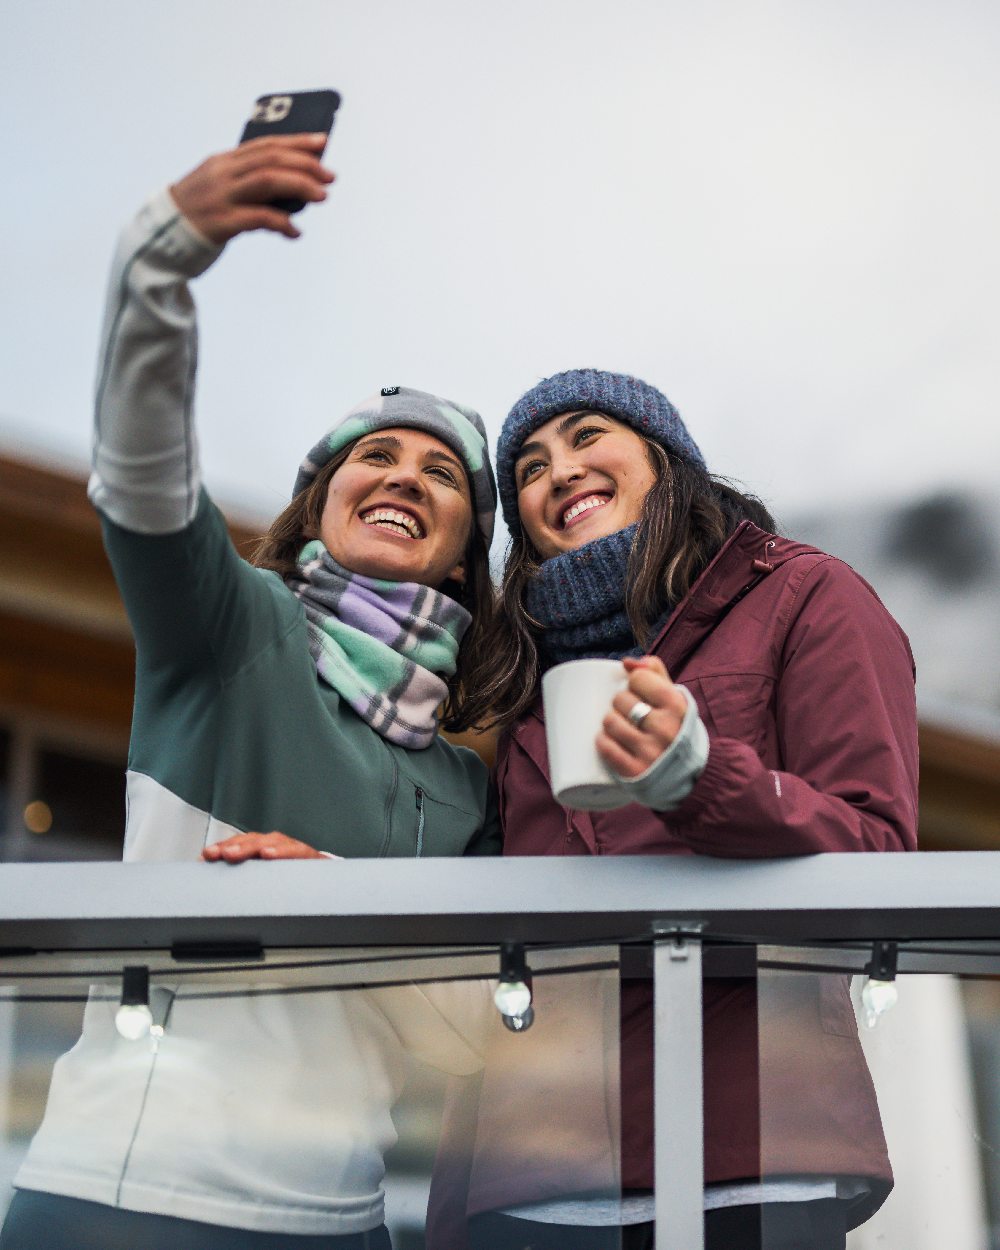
[627,700,654,729]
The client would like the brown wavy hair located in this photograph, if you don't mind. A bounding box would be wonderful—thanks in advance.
[250,444,496,732]
[461,437,777,730]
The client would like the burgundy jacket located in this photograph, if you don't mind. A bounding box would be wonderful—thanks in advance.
[429,523,918,1239]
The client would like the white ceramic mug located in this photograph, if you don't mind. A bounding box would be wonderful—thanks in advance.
[541,658,632,811]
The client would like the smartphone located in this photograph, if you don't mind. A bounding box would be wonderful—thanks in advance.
[238,89,341,213]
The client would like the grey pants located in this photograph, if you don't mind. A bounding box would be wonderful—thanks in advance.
[468,1199,848,1250]
[0,1191,392,1250]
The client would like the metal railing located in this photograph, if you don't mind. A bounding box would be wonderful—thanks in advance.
[3,852,1000,1250]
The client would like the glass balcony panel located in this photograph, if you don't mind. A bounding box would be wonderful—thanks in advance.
[757,949,998,1250]
[0,945,622,1249]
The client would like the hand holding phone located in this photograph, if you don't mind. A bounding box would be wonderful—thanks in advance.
[169,91,340,245]
[239,90,341,212]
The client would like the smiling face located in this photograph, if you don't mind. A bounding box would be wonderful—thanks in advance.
[319,427,472,587]
[514,410,658,559]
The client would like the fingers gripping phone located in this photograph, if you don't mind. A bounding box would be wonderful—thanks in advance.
[239,90,341,213]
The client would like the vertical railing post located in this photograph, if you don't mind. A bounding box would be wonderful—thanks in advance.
[654,928,704,1250]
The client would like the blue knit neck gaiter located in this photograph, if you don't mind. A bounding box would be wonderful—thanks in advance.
[524,525,643,668]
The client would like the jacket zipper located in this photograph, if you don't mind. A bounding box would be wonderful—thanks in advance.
[415,787,425,858]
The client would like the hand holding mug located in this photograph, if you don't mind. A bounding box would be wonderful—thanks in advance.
[596,656,687,779]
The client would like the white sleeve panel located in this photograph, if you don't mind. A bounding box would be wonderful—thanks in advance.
[88,187,224,534]
[612,683,710,811]
[123,770,243,861]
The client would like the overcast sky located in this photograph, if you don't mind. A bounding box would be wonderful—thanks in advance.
[1,0,998,535]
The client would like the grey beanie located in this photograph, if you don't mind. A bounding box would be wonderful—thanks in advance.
[496,368,706,535]
[295,386,497,545]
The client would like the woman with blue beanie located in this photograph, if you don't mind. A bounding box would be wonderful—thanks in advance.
[0,136,499,1250]
[428,368,919,1250]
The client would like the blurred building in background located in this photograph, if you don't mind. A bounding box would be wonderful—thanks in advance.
[793,489,1000,851]
[0,447,261,863]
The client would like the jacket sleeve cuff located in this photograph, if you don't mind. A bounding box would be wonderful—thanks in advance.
[612,684,709,811]
[120,185,225,279]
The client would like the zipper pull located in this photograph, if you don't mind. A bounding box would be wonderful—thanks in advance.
[415,787,425,858]
[753,540,777,574]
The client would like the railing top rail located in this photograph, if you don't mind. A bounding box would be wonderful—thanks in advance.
[1,853,999,952]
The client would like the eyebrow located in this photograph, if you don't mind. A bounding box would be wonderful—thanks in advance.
[424,448,465,472]
[355,435,402,452]
[514,410,604,462]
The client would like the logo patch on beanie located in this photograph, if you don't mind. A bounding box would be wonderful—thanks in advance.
[381,386,400,397]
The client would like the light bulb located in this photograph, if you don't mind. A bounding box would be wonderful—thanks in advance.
[494,943,535,1032]
[503,1005,535,1033]
[115,1002,154,1041]
[494,979,532,1019]
[115,965,153,1041]
[861,977,898,1030]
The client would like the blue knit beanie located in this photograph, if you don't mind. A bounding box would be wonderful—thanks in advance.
[295,386,497,545]
[496,368,706,535]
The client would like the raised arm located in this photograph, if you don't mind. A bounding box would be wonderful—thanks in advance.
[89,134,333,534]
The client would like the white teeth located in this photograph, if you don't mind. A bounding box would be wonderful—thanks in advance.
[361,509,424,539]
[562,496,608,527]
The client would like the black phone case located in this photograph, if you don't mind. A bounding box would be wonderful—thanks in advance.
[238,90,341,213]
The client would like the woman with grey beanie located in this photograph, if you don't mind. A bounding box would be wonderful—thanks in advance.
[1,135,499,1250]
[427,368,919,1250]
